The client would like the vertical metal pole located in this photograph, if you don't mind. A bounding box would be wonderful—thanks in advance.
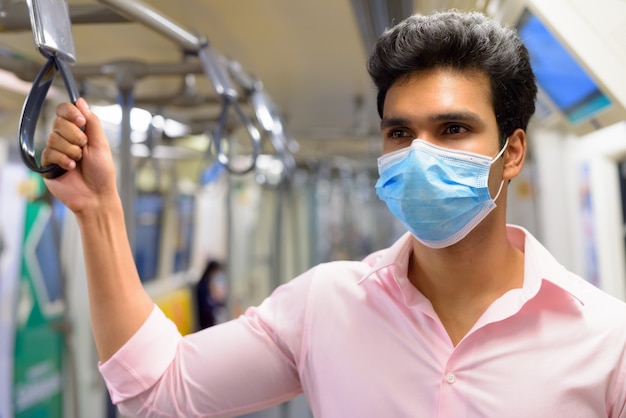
[225,172,233,317]
[117,84,136,250]
[104,75,136,417]
[272,185,284,290]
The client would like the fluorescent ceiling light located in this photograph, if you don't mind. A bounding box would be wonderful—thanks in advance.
[91,104,190,140]
[91,105,151,131]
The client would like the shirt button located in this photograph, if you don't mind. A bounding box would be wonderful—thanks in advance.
[446,372,456,384]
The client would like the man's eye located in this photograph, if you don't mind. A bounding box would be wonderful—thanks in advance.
[387,129,408,138]
[444,125,468,135]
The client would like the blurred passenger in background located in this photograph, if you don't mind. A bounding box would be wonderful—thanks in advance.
[195,259,228,329]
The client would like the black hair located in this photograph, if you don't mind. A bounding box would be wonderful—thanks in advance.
[196,260,223,329]
[367,10,537,144]
[200,260,222,281]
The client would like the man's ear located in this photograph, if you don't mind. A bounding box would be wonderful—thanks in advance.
[503,128,526,181]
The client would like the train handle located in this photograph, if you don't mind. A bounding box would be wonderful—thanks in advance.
[18,56,82,179]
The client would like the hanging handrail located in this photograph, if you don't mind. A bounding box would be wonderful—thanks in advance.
[19,56,81,178]
[197,46,260,174]
[227,60,297,182]
[97,0,261,174]
[19,0,82,179]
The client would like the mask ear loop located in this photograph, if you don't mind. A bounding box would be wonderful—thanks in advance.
[492,179,505,202]
[491,138,509,163]
[490,138,509,202]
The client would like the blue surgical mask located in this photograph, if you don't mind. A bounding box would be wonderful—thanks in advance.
[375,139,508,248]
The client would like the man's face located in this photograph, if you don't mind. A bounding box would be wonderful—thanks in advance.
[380,67,504,192]
[381,67,501,155]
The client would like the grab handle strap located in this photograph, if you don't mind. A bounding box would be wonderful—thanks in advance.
[18,56,81,179]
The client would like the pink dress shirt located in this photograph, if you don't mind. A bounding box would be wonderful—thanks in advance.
[100,225,626,417]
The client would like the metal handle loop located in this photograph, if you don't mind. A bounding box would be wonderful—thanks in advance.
[211,97,262,175]
[18,56,81,179]
[249,89,296,182]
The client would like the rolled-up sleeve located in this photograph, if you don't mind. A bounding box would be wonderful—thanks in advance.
[99,273,312,418]
[99,306,183,403]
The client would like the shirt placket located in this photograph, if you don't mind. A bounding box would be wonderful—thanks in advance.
[437,347,467,418]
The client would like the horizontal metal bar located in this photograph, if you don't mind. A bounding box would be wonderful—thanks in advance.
[133,94,249,108]
[0,54,209,85]
[72,60,204,78]
[97,0,203,51]
[69,4,131,25]
[0,2,129,32]
[94,0,244,99]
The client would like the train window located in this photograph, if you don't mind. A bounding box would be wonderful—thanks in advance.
[173,194,195,273]
[134,192,164,282]
[517,8,612,124]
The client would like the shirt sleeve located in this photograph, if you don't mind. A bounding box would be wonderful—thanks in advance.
[99,272,312,418]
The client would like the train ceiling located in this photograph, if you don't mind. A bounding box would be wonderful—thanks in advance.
[0,0,490,164]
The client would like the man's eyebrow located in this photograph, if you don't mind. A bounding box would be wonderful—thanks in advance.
[429,111,485,126]
[380,112,486,130]
[380,117,411,130]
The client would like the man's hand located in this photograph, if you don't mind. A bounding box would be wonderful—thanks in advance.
[41,98,119,215]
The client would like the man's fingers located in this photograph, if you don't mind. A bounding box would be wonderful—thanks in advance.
[41,145,78,170]
[46,104,87,171]
[55,101,86,128]
[47,130,84,160]
[44,98,111,175]
[52,116,88,147]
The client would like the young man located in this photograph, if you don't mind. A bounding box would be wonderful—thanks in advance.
[42,10,626,418]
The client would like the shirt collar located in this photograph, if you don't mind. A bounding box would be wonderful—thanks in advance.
[357,231,413,288]
[510,225,586,306]
[358,225,587,306]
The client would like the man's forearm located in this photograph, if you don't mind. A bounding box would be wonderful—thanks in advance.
[77,198,154,362]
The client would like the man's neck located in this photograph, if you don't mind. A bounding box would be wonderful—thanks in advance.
[407,221,525,345]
